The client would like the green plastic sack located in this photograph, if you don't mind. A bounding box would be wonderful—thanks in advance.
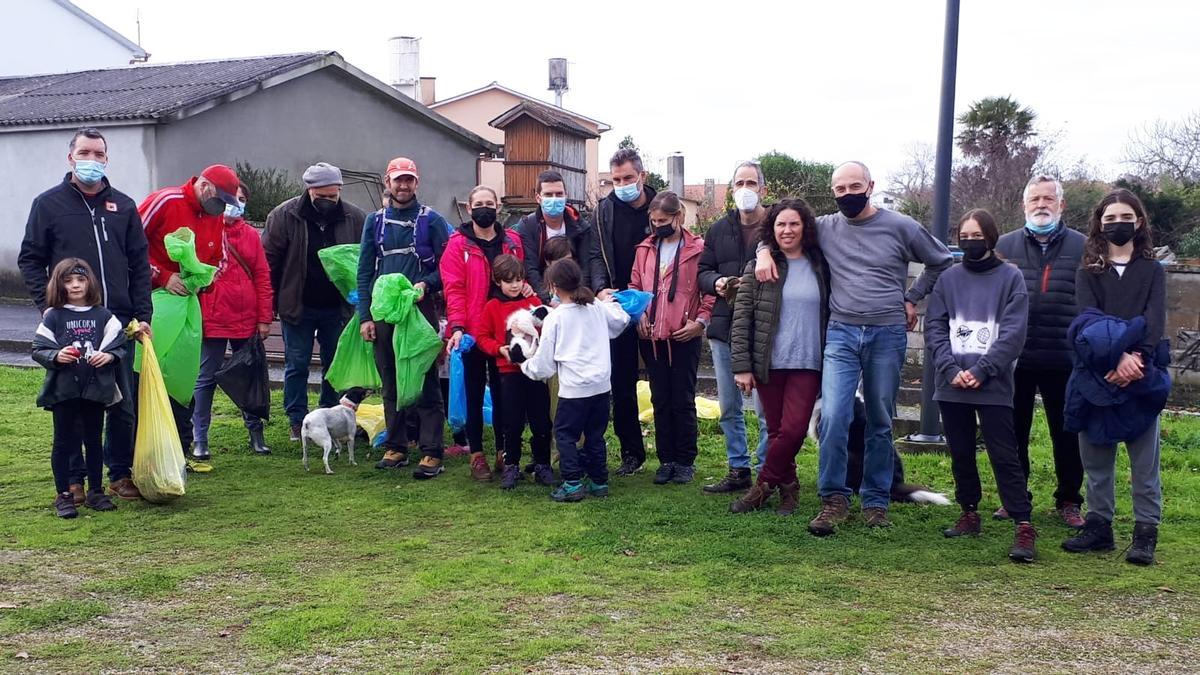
[370,273,442,409]
[317,244,362,300]
[135,228,217,405]
[325,315,382,391]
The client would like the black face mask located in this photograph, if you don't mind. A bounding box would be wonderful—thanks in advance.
[472,206,498,229]
[654,224,676,239]
[201,196,226,216]
[959,239,990,262]
[1102,221,1136,247]
[835,191,870,219]
[313,198,339,216]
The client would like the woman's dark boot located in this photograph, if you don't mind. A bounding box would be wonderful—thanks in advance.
[1062,512,1115,553]
[776,482,800,516]
[730,483,774,514]
[249,428,271,455]
[1126,522,1158,566]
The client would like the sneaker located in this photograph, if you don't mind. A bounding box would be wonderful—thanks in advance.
[1009,522,1038,563]
[531,463,556,486]
[944,510,982,537]
[54,492,77,519]
[494,450,505,475]
[551,481,586,502]
[445,444,471,457]
[470,452,493,481]
[1126,522,1158,566]
[290,423,302,442]
[191,441,211,461]
[587,482,609,498]
[729,482,774,514]
[1057,502,1086,529]
[186,460,213,473]
[992,506,1011,521]
[107,478,141,501]
[500,465,523,490]
[412,456,444,480]
[84,489,116,512]
[653,463,676,485]
[1062,512,1116,553]
[671,465,696,484]
[863,507,892,529]
[808,495,851,536]
[702,467,752,494]
[615,459,644,477]
[375,449,409,469]
[68,483,85,506]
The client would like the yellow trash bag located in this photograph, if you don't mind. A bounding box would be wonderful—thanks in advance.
[355,403,387,445]
[637,379,721,422]
[132,334,187,503]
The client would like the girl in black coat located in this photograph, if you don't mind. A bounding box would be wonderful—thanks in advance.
[32,258,126,518]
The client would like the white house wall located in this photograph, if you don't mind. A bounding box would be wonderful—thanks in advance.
[4,1,141,76]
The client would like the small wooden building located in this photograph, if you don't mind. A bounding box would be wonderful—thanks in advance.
[489,100,600,207]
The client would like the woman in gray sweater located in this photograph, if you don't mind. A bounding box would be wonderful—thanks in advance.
[925,209,1034,563]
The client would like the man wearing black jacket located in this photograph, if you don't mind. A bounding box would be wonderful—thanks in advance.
[516,170,602,302]
[592,149,657,475]
[19,127,153,502]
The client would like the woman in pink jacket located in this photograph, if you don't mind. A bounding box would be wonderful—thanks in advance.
[630,191,714,486]
[192,184,274,461]
[441,185,524,480]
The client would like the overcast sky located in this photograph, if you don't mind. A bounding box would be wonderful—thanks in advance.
[78,0,1200,190]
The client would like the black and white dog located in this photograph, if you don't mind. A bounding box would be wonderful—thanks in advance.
[301,388,369,475]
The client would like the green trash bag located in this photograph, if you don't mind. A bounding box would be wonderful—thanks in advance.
[370,273,442,409]
[318,244,382,390]
[317,244,362,300]
[135,227,217,405]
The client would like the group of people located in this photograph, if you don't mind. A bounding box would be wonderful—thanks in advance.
[19,128,1169,567]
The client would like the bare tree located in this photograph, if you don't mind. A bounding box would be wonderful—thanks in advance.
[1124,111,1200,184]
[889,143,936,225]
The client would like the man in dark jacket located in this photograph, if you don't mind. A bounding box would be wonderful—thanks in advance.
[593,149,658,476]
[263,163,366,440]
[18,127,153,502]
[995,175,1087,528]
[697,161,770,492]
[516,169,601,302]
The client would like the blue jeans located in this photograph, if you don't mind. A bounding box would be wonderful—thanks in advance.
[817,320,907,509]
[710,339,768,469]
[192,337,263,444]
[282,306,345,425]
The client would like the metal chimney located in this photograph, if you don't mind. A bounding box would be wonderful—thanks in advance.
[548,58,568,107]
[667,153,685,196]
[388,36,420,99]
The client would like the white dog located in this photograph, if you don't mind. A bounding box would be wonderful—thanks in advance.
[301,389,368,474]
[506,305,550,358]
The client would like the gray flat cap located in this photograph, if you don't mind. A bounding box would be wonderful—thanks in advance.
[303,162,343,188]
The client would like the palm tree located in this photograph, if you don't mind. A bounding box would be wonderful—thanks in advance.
[956,96,1037,159]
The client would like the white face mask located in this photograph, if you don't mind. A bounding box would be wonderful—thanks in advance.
[733,188,759,212]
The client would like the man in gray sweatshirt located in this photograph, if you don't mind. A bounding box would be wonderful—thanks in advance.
[756,161,952,534]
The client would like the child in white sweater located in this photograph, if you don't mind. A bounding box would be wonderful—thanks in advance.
[517,259,629,501]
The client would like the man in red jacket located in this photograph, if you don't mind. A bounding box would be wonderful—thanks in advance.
[138,164,241,463]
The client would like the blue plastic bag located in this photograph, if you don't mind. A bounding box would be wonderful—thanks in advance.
[448,334,475,433]
[613,289,654,322]
[483,385,493,426]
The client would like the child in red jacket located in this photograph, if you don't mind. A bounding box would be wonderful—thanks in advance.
[476,255,553,489]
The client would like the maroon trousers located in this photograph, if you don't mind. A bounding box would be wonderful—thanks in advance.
[756,369,821,487]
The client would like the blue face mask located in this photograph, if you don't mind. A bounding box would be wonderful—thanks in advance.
[541,197,567,218]
[1023,219,1058,236]
[224,202,245,219]
[613,182,641,203]
[73,159,105,184]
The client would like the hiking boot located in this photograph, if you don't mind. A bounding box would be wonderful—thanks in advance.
[68,483,85,506]
[500,465,523,490]
[412,456,444,480]
[249,428,271,455]
[808,495,851,536]
[992,506,1010,521]
[653,463,676,485]
[730,483,774,514]
[470,452,493,481]
[615,459,643,477]
[375,450,409,469]
[776,482,800,516]
[445,444,470,457]
[943,510,982,537]
[191,441,211,461]
[1057,502,1085,529]
[703,467,752,494]
[290,422,302,442]
[84,489,116,512]
[1062,512,1116,553]
[551,481,585,502]
[863,507,892,529]
[1126,522,1158,566]
[671,465,696,484]
[1009,522,1038,563]
[587,482,609,498]
[107,478,141,501]
[531,464,556,486]
[54,492,77,519]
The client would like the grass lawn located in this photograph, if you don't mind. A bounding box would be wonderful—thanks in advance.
[0,364,1197,673]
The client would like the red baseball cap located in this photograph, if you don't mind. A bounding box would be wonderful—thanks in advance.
[385,157,419,180]
[200,164,241,206]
